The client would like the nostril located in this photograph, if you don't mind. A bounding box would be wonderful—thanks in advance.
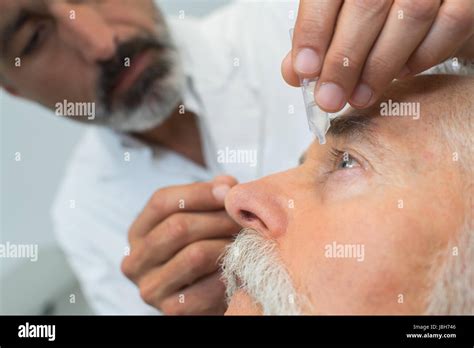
[238,210,268,231]
[239,210,257,222]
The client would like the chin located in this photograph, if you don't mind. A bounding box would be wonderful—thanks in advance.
[225,290,263,315]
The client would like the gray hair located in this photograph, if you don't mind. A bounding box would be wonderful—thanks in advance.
[221,228,308,315]
[426,80,473,314]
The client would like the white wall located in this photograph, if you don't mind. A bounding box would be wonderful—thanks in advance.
[0,91,86,276]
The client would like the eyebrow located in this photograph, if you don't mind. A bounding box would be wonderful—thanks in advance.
[298,113,381,165]
[1,9,32,57]
[327,114,380,146]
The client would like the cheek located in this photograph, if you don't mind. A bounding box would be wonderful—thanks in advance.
[279,195,441,314]
[11,50,96,107]
[225,290,262,315]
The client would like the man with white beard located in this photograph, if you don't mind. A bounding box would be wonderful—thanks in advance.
[1,0,472,315]
[222,75,474,315]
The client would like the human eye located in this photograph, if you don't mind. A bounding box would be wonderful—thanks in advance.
[22,20,50,56]
[329,149,362,172]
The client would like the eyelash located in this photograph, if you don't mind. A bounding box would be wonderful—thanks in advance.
[328,148,361,172]
[22,23,48,56]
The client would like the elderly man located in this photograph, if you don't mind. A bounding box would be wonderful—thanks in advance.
[222,75,473,315]
[1,0,472,315]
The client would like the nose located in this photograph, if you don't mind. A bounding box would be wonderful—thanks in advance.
[224,176,289,239]
[51,3,117,62]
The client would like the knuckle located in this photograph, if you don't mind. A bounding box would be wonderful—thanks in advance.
[149,188,168,212]
[351,0,392,16]
[366,54,394,77]
[120,257,135,280]
[161,298,186,315]
[139,282,157,306]
[299,17,323,35]
[297,17,328,48]
[326,49,365,74]
[142,233,163,258]
[395,0,439,21]
[186,243,211,271]
[165,214,188,242]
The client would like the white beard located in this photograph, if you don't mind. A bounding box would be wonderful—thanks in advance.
[95,48,185,132]
[221,228,307,315]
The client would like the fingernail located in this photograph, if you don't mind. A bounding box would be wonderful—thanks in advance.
[212,184,231,203]
[350,83,373,107]
[295,48,321,75]
[315,82,346,111]
[397,65,410,79]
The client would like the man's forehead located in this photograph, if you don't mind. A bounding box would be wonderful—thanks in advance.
[327,82,440,145]
[302,98,430,162]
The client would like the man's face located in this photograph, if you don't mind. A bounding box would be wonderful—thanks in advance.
[222,76,469,315]
[0,0,183,131]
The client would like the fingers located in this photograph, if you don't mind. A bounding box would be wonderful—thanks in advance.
[315,0,393,112]
[135,239,230,310]
[288,0,342,81]
[286,0,469,112]
[352,0,441,108]
[404,0,474,76]
[122,211,240,278]
[159,272,227,315]
[128,175,238,244]
[281,51,300,87]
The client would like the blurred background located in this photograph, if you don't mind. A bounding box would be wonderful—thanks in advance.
[0,0,231,315]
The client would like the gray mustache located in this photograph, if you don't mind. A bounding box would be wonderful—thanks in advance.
[220,228,304,315]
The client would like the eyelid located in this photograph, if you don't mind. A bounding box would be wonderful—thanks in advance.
[333,149,361,168]
[324,148,372,178]
[337,153,361,170]
[22,19,51,56]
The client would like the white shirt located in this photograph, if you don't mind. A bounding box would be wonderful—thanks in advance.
[52,0,473,314]
[52,0,311,314]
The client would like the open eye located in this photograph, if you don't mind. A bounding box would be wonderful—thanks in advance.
[337,153,359,170]
[330,149,361,171]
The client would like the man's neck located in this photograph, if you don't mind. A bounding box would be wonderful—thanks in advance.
[132,106,205,167]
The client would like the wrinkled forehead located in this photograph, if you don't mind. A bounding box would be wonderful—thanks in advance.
[327,96,432,147]
[309,77,462,165]
[332,76,458,143]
